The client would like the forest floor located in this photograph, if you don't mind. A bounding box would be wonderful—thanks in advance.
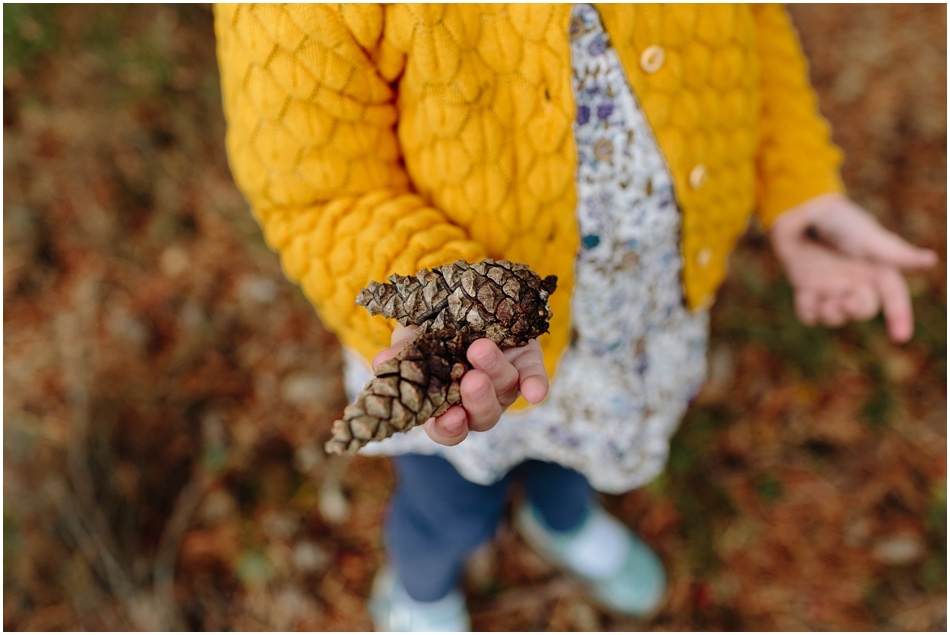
[3,4,946,631]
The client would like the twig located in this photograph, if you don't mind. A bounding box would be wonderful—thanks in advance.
[45,476,138,631]
[55,277,139,606]
[53,274,182,630]
[153,465,215,610]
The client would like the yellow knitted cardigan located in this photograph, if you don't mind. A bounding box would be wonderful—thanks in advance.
[214,3,844,380]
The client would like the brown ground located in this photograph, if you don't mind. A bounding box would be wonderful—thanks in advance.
[3,4,946,631]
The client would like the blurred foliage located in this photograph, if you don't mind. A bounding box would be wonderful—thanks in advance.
[3,4,946,632]
[3,4,59,71]
[720,271,837,381]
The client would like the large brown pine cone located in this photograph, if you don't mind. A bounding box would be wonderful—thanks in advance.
[325,259,557,455]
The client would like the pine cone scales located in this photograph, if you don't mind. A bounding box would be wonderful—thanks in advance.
[356,259,558,348]
[326,259,557,455]
[324,330,468,455]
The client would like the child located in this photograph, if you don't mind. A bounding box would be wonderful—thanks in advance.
[214,4,936,630]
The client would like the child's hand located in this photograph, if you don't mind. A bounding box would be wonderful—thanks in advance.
[372,324,549,446]
[769,193,938,343]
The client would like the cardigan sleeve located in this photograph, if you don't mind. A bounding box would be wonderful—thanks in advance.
[751,4,846,227]
[214,4,487,362]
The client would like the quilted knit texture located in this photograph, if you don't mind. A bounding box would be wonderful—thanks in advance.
[214,3,844,378]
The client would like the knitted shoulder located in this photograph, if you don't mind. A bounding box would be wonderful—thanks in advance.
[214,4,386,70]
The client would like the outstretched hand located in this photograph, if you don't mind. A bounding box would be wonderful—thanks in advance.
[770,193,937,343]
[373,324,549,446]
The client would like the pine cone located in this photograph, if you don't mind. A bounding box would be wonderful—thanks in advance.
[356,259,558,348]
[325,259,557,455]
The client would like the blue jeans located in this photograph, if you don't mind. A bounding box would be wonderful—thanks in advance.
[386,453,593,601]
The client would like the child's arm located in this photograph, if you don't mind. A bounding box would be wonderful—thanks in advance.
[769,194,936,343]
[747,6,937,341]
[214,5,487,364]
[750,4,848,228]
[215,5,544,444]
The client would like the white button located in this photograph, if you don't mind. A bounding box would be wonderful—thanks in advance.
[689,164,707,189]
[697,247,713,268]
[639,45,665,73]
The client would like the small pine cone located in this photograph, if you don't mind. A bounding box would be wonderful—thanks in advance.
[356,259,558,349]
[324,330,468,454]
[326,259,557,455]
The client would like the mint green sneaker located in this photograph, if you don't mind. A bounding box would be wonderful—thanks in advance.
[367,566,471,632]
[514,501,666,617]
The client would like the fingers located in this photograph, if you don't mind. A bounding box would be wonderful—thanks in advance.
[842,284,880,322]
[377,324,473,445]
[422,407,469,446]
[372,324,419,370]
[424,338,549,444]
[818,285,882,327]
[505,340,549,404]
[853,226,938,272]
[456,369,504,432]
[456,339,526,432]
[817,295,848,328]
[467,339,521,408]
[875,267,914,344]
[795,289,820,326]
[805,196,938,271]
[378,329,548,445]
[423,367,503,441]
[813,265,915,343]
[777,196,929,343]
[801,286,881,330]
[795,264,913,343]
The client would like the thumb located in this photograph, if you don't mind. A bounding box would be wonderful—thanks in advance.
[850,225,938,271]
[812,200,938,270]
[875,265,915,343]
[372,324,419,370]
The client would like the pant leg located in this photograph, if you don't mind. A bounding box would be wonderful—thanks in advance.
[386,454,512,602]
[519,460,593,532]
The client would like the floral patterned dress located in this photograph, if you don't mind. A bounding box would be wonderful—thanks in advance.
[346,3,710,493]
